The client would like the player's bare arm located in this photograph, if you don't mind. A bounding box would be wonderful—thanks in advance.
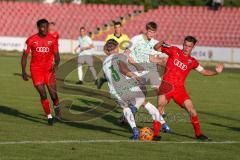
[118,61,142,83]
[154,41,171,52]
[53,51,60,72]
[197,63,224,76]
[21,52,29,81]
[149,55,167,65]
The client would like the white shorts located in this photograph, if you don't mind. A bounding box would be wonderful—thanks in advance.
[142,70,161,88]
[78,55,93,66]
[111,86,145,109]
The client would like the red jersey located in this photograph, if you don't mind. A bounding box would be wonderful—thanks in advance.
[24,33,58,70]
[161,46,199,87]
[49,31,59,41]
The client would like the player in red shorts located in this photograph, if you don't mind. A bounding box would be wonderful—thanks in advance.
[21,19,61,125]
[154,36,224,140]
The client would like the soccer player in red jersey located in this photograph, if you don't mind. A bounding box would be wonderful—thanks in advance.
[21,19,61,125]
[154,36,224,140]
[49,22,59,41]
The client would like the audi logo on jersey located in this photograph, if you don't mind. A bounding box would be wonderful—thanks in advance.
[36,47,50,53]
[173,59,187,70]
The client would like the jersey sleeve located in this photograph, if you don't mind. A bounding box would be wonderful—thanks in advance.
[192,58,200,69]
[128,36,138,52]
[149,39,160,55]
[23,38,31,54]
[160,46,176,57]
[118,53,128,63]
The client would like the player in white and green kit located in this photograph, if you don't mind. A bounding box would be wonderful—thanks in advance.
[126,22,171,133]
[103,39,165,140]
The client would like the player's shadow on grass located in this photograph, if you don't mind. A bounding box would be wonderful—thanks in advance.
[60,121,129,138]
[199,111,240,122]
[0,105,46,125]
[209,122,240,132]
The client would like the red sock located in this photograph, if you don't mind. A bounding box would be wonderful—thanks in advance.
[41,99,51,115]
[153,120,161,137]
[191,115,201,137]
[53,96,59,107]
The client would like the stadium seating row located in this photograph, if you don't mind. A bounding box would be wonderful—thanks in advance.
[117,6,240,47]
[0,1,239,47]
[0,1,143,39]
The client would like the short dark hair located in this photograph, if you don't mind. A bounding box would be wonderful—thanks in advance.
[146,21,157,31]
[104,39,118,53]
[114,21,122,26]
[184,36,198,45]
[37,19,49,27]
[80,27,85,31]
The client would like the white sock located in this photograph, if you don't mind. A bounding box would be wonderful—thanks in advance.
[123,108,136,129]
[144,102,166,124]
[78,65,83,81]
[47,114,52,119]
[135,97,145,109]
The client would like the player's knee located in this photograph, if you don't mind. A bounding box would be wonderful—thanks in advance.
[40,94,47,100]
[158,99,166,107]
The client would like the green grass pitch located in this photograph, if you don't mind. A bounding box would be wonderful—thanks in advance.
[0,53,239,160]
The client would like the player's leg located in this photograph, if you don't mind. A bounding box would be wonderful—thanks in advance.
[182,99,209,140]
[35,84,53,125]
[157,94,171,133]
[115,93,139,140]
[46,81,61,119]
[76,55,84,84]
[86,55,98,84]
[143,100,165,140]
[123,107,139,140]
[97,74,108,89]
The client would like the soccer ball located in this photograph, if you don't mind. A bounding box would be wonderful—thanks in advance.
[139,127,153,141]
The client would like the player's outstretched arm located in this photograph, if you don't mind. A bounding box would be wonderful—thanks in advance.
[198,63,224,76]
[125,53,145,72]
[154,42,163,51]
[149,55,167,65]
[21,52,29,81]
[118,61,142,83]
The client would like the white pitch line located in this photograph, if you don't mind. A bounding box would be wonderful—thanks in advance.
[0,140,239,145]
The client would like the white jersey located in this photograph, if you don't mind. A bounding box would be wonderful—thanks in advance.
[103,53,145,108]
[77,35,93,55]
[129,34,160,63]
[103,53,138,96]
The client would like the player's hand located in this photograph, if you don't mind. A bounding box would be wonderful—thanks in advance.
[22,72,29,81]
[216,63,224,73]
[133,76,144,85]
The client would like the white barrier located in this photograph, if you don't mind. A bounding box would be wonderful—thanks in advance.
[0,36,240,63]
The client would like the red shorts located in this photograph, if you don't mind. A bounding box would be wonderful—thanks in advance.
[30,67,56,86]
[159,81,190,106]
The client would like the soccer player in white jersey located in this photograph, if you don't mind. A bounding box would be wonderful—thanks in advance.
[125,22,171,132]
[74,27,98,85]
[103,39,165,140]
